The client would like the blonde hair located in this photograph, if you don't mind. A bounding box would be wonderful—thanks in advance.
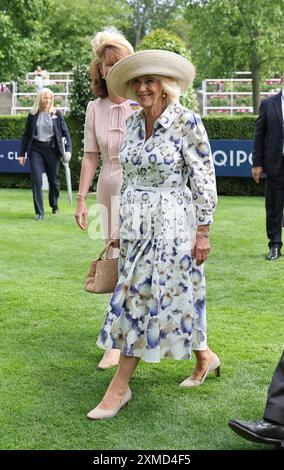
[90,27,134,98]
[128,75,182,104]
[31,88,55,115]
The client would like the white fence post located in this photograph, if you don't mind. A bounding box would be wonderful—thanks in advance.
[202,80,207,116]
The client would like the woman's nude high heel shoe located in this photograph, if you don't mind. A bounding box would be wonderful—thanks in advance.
[98,349,120,370]
[87,388,132,420]
[180,352,221,387]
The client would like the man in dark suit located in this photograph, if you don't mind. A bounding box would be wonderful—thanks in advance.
[229,351,284,448]
[252,74,284,260]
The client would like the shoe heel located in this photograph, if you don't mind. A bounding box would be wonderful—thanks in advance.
[215,366,221,377]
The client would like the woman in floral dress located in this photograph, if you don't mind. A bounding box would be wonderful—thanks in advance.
[87,50,219,420]
[75,28,135,369]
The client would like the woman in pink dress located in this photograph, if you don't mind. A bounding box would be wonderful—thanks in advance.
[75,29,135,369]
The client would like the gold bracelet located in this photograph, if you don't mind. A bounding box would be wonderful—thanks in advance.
[196,230,209,238]
[76,193,87,200]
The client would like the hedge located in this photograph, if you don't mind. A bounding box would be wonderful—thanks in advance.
[0,114,264,196]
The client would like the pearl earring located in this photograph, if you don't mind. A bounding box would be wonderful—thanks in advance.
[162,92,166,98]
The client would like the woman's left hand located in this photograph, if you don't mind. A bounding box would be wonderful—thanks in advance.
[192,232,211,266]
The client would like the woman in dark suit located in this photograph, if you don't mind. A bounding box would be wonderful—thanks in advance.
[19,88,72,220]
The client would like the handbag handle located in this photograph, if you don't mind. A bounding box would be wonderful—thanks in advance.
[97,240,117,261]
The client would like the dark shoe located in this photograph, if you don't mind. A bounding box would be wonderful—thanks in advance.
[266,247,281,260]
[229,419,284,448]
[35,214,44,221]
[52,208,59,214]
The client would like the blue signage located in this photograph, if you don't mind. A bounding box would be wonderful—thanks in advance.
[0,139,254,177]
[0,139,30,173]
[211,140,253,177]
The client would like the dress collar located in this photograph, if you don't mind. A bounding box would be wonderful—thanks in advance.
[134,102,182,129]
[108,98,137,110]
[156,102,183,129]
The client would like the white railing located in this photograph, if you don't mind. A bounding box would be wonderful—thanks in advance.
[11,72,73,115]
[201,78,281,115]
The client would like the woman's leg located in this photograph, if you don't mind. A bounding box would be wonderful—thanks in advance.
[97,171,121,368]
[190,261,212,380]
[98,346,121,369]
[191,349,215,380]
[98,294,120,369]
[180,348,220,387]
[43,145,60,211]
[182,260,220,384]
[95,355,140,410]
[29,150,45,216]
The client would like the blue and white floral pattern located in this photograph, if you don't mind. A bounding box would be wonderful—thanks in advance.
[97,103,217,363]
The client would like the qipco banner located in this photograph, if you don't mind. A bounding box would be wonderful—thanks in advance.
[211,140,253,177]
[0,139,254,177]
[0,140,30,173]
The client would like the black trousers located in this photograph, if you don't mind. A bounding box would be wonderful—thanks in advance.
[263,351,284,426]
[29,140,60,215]
[265,162,284,249]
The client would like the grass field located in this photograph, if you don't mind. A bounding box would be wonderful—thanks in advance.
[0,189,284,450]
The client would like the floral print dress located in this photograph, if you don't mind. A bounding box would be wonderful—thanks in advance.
[97,103,217,363]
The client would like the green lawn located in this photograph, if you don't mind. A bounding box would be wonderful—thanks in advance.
[0,189,283,450]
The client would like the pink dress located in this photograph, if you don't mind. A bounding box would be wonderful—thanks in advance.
[84,97,136,257]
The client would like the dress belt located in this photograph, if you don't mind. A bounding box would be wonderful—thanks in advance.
[126,183,187,192]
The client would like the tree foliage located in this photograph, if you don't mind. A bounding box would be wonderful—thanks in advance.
[43,0,131,71]
[0,0,190,81]
[69,63,92,120]
[126,0,187,47]
[138,29,199,112]
[186,0,284,112]
[0,0,49,80]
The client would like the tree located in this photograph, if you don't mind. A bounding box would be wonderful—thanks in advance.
[0,0,49,80]
[69,63,92,120]
[138,29,199,112]
[186,0,284,113]
[43,0,130,71]
[126,0,186,47]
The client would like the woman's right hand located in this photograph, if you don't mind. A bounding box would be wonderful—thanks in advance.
[108,238,120,249]
[19,156,25,166]
[75,198,88,231]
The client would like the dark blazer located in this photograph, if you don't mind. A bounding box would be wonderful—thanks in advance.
[252,91,284,176]
[20,110,72,158]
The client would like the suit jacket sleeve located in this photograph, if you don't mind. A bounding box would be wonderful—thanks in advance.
[252,101,267,167]
[20,113,32,156]
[57,111,72,153]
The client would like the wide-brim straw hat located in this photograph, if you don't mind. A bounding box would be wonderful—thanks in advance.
[106,49,195,99]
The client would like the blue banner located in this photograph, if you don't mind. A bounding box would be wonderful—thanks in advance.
[0,140,30,173]
[211,140,253,177]
[0,139,254,177]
